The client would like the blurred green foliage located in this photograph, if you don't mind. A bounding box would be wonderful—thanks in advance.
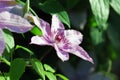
[0,0,120,80]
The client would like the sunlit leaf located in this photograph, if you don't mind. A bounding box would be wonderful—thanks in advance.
[0,76,5,80]
[44,64,55,73]
[0,75,10,80]
[0,73,10,80]
[3,29,14,53]
[45,72,57,80]
[31,59,45,80]
[89,0,109,29]
[39,0,70,27]
[9,58,26,80]
[30,26,42,36]
[56,74,69,80]
[110,0,120,15]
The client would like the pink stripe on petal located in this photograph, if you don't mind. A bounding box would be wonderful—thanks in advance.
[54,44,69,61]
[51,14,64,34]
[25,15,51,37]
[74,46,93,63]
[31,36,52,46]
[0,29,5,56]
[63,45,93,63]
[39,19,51,37]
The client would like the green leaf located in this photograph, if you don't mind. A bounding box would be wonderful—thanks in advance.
[30,26,42,36]
[56,74,69,80]
[31,59,45,80]
[90,28,104,45]
[39,0,70,28]
[66,0,80,9]
[57,12,70,28]
[3,29,14,53]
[0,73,10,80]
[107,11,120,53]
[0,75,10,80]
[44,64,55,73]
[89,0,109,28]
[23,0,30,16]
[9,58,26,80]
[45,72,57,80]
[110,0,120,15]
[108,44,118,60]
[15,45,34,55]
[0,57,10,66]
[0,76,5,80]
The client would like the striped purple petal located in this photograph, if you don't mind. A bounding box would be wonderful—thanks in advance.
[64,30,83,45]
[62,45,93,63]
[51,15,64,35]
[31,36,53,46]
[54,44,69,61]
[0,11,33,33]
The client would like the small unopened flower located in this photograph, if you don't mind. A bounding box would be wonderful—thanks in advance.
[31,15,93,63]
[0,1,33,55]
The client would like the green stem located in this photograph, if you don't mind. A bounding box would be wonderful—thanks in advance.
[16,0,39,18]
[40,47,53,61]
[107,59,112,73]
[0,57,10,66]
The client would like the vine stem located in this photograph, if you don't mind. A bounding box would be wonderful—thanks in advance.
[16,0,39,18]
[40,47,53,61]
[0,57,10,66]
[107,59,112,73]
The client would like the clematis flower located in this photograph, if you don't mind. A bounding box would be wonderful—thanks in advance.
[31,15,93,63]
[0,1,33,55]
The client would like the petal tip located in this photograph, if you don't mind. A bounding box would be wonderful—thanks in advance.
[89,58,94,64]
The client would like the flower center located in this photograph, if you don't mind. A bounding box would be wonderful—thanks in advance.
[55,35,62,42]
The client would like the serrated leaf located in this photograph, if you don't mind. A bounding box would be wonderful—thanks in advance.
[39,0,70,28]
[89,0,109,28]
[31,59,45,80]
[110,0,120,15]
[15,45,34,55]
[45,72,57,80]
[9,58,26,80]
[44,64,55,73]
[56,74,69,80]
